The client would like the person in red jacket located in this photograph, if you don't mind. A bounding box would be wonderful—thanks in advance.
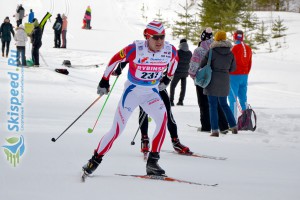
[229,30,252,120]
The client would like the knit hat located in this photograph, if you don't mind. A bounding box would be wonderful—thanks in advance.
[33,19,39,27]
[180,38,187,43]
[200,27,213,41]
[144,21,165,39]
[233,30,244,41]
[4,16,10,22]
[214,30,227,41]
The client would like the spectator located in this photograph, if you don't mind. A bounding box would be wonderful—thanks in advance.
[229,30,253,120]
[28,9,35,23]
[61,14,68,48]
[14,24,28,66]
[30,19,42,67]
[84,6,91,29]
[0,17,15,57]
[16,4,25,26]
[189,28,229,133]
[52,14,62,48]
[169,39,192,106]
[199,30,237,137]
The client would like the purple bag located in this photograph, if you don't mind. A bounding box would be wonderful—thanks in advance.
[238,105,257,131]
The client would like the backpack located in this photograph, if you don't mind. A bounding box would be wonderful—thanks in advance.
[237,105,257,131]
[54,22,62,31]
[55,68,69,75]
[194,49,212,88]
[62,60,71,67]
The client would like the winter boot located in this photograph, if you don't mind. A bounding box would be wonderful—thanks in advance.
[82,151,103,175]
[176,101,183,106]
[172,138,191,154]
[210,131,219,137]
[170,101,175,106]
[146,152,165,176]
[231,127,238,134]
[141,135,150,153]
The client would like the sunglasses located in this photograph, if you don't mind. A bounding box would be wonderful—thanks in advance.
[151,35,165,41]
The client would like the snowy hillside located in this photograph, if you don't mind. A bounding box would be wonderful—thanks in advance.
[1,0,300,200]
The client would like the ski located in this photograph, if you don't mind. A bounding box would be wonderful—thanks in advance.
[115,173,217,187]
[161,150,227,160]
[81,171,88,182]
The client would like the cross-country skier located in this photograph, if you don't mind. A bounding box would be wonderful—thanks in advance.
[82,21,178,177]
[112,61,192,155]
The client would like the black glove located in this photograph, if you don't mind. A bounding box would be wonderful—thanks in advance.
[158,76,171,91]
[161,76,171,85]
[97,78,110,95]
[112,62,128,76]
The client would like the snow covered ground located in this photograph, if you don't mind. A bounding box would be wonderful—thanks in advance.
[1,0,300,200]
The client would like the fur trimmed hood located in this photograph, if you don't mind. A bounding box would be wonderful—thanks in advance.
[210,40,232,49]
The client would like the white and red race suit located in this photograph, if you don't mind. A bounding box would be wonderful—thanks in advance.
[95,40,178,155]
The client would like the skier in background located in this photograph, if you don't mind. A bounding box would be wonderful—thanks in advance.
[84,6,91,29]
[82,21,178,177]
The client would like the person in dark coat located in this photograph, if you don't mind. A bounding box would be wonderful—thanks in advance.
[84,6,91,29]
[52,14,62,48]
[169,39,192,106]
[199,30,237,137]
[31,19,42,67]
[0,17,15,57]
[189,28,229,133]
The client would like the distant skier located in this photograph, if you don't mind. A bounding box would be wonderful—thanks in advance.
[0,17,15,57]
[82,21,178,178]
[52,14,62,48]
[83,6,91,29]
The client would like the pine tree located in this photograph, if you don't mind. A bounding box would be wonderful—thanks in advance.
[255,21,269,44]
[199,0,247,32]
[172,0,195,40]
[272,16,288,38]
[141,3,148,22]
[153,9,170,28]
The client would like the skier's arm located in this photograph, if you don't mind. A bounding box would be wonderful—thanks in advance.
[102,43,135,80]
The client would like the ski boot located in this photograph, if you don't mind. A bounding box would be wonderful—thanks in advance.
[82,151,103,176]
[172,138,192,154]
[146,152,165,176]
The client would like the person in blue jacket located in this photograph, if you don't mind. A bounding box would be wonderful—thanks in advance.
[28,9,35,23]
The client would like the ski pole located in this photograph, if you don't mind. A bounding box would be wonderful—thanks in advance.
[51,96,101,142]
[130,110,148,145]
[87,76,119,133]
